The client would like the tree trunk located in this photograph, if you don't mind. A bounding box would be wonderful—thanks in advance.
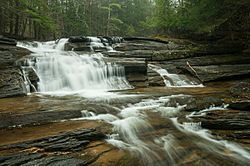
[14,0,20,38]
[106,3,111,36]
[21,18,27,38]
[0,6,3,35]
[9,0,14,36]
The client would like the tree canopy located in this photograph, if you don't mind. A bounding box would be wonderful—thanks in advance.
[0,0,249,40]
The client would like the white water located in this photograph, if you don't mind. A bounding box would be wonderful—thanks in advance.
[17,38,132,96]
[77,95,189,165]
[75,94,250,165]
[149,64,203,87]
[172,118,250,162]
[186,104,229,118]
[17,38,250,165]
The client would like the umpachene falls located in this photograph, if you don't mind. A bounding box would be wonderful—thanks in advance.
[0,36,250,166]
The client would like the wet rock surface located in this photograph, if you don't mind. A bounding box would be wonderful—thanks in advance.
[0,128,106,166]
[147,69,165,86]
[230,82,250,99]
[41,36,250,87]
[1,36,250,165]
[0,109,82,129]
[0,82,250,165]
[0,68,27,98]
[0,38,31,98]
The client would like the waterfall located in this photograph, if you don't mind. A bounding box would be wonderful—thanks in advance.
[148,64,203,87]
[17,38,132,94]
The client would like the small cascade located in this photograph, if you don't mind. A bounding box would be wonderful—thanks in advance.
[148,64,203,87]
[72,94,250,165]
[77,95,189,165]
[17,38,132,94]
[15,38,250,166]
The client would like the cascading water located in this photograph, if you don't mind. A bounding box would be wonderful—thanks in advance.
[16,38,250,166]
[149,64,203,87]
[75,95,250,166]
[17,38,132,95]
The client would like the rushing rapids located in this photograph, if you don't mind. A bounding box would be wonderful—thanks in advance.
[76,95,250,165]
[2,37,248,166]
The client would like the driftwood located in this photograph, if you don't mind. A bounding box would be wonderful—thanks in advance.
[124,37,169,44]
[186,61,202,82]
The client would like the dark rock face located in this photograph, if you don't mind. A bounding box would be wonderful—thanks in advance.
[148,69,165,86]
[106,57,148,88]
[0,68,27,98]
[124,61,148,88]
[0,38,31,98]
[0,128,105,166]
[26,67,39,92]
[0,35,17,46]
[0,45,31,69]
[229,102,250,111]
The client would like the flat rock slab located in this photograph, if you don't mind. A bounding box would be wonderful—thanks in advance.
[190,109,250,130]
[182,64,250,82]
[230,82,250,99]
[0,128,106,166]
[105,50,153,60]
[0,109,83,129]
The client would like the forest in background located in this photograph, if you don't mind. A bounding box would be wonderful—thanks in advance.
[0,0,249,40]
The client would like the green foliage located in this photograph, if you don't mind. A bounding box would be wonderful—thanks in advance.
[149,0,250,34]
[1,0,249,39]
[24,8,56,32]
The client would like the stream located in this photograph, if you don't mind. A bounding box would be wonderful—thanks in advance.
[0,38,249,166]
